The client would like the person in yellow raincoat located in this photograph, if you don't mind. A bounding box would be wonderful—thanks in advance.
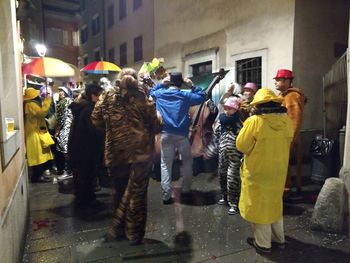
[236,88,294,253]
[24,88,54,182]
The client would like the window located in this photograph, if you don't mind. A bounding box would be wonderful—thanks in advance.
[46,27,68,46]
[191,61,212,77]
[133,0,142,11]
[91,15,100,36]
[72,31,80,46]
[108,48,115,63]
[107,4,114,28]
[81,0,86,11]
[120,42,127,66]
[94,48,101,61]
[236,57,262,88]
[133,35,143,62]
[80,25,88,44]
[83,55,89,66]
[119,0,126,20]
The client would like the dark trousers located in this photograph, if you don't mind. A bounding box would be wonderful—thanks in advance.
[31,161,52,181]
[72,161,97,205]
[108,162,151,242]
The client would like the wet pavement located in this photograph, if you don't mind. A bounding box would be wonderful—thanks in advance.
[22,173,350,263]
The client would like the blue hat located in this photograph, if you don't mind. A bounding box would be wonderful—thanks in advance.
[170,72,184,87]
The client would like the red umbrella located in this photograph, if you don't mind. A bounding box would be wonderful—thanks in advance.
[22,57,75,77]
[81,60,121,74]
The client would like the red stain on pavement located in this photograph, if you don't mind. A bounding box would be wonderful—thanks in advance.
[32,219,56,231]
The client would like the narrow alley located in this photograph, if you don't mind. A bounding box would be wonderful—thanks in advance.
[22,173,350,263]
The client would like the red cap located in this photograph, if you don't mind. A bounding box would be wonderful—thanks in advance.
[273,69,293,79]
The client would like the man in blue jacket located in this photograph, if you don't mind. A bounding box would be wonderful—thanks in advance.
[150,72,206,204]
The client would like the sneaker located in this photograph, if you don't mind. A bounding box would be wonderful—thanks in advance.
[43,169,51,177]
[246,237,271,253]
[57,172,73,181]
[163,198,174,205]
[228,205,239,215]
[217,198,227,205]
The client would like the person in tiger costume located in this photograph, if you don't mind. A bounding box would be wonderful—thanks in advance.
[91,68,162,245]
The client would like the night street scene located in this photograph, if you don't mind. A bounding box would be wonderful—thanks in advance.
[1,0,350,262]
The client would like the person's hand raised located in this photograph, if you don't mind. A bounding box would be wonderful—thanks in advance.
[183,78,193,88]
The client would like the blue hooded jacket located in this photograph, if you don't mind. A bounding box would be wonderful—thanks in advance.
[150,83,206,137]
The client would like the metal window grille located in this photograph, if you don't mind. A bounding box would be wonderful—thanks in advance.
[236,57,262,87]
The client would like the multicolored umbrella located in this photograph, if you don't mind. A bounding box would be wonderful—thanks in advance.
[80,60,121,74]
[22,57,75,77]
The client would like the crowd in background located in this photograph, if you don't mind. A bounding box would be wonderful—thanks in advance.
[22,66,305,251]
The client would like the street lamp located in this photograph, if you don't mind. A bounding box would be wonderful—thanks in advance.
[35,44,47,57]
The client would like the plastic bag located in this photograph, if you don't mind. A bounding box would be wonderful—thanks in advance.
[310,136,334,156]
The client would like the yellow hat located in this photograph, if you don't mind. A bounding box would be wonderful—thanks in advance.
[250,88,283,106]
[23,88,40,101]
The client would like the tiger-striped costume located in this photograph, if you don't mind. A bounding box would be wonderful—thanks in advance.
[91,77,162,243]
[206,112,243,206]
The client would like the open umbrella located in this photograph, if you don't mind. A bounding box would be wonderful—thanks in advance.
[22,57,75,77]
[80,60,121,74]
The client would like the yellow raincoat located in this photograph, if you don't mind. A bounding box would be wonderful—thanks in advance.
[24,97,53,167]
[237,108,293,224]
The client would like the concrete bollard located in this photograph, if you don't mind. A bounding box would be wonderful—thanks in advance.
[311,177,346,234]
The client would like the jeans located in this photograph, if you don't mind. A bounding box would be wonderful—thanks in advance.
[160,133,193,201]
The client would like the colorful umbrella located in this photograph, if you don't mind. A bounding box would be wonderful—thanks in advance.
[22,57,75,77]
[80,60,121,74]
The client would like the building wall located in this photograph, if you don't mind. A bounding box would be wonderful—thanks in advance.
[79,0,105,65]
[0,1,29,262]
[19,0,45,56]
[293,0,350,131]
[104,0,155,70]
[154,0,295,88]
[44,14,79,66]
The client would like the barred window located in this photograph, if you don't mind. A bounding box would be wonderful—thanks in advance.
[236,57,261,88]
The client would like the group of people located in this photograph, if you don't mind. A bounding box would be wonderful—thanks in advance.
[23,66,306,251]
[207,69,305,253]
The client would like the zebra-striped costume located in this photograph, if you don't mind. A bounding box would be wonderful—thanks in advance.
[207,112,243,205]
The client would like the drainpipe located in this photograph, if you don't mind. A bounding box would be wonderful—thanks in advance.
[101,0,106,60]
